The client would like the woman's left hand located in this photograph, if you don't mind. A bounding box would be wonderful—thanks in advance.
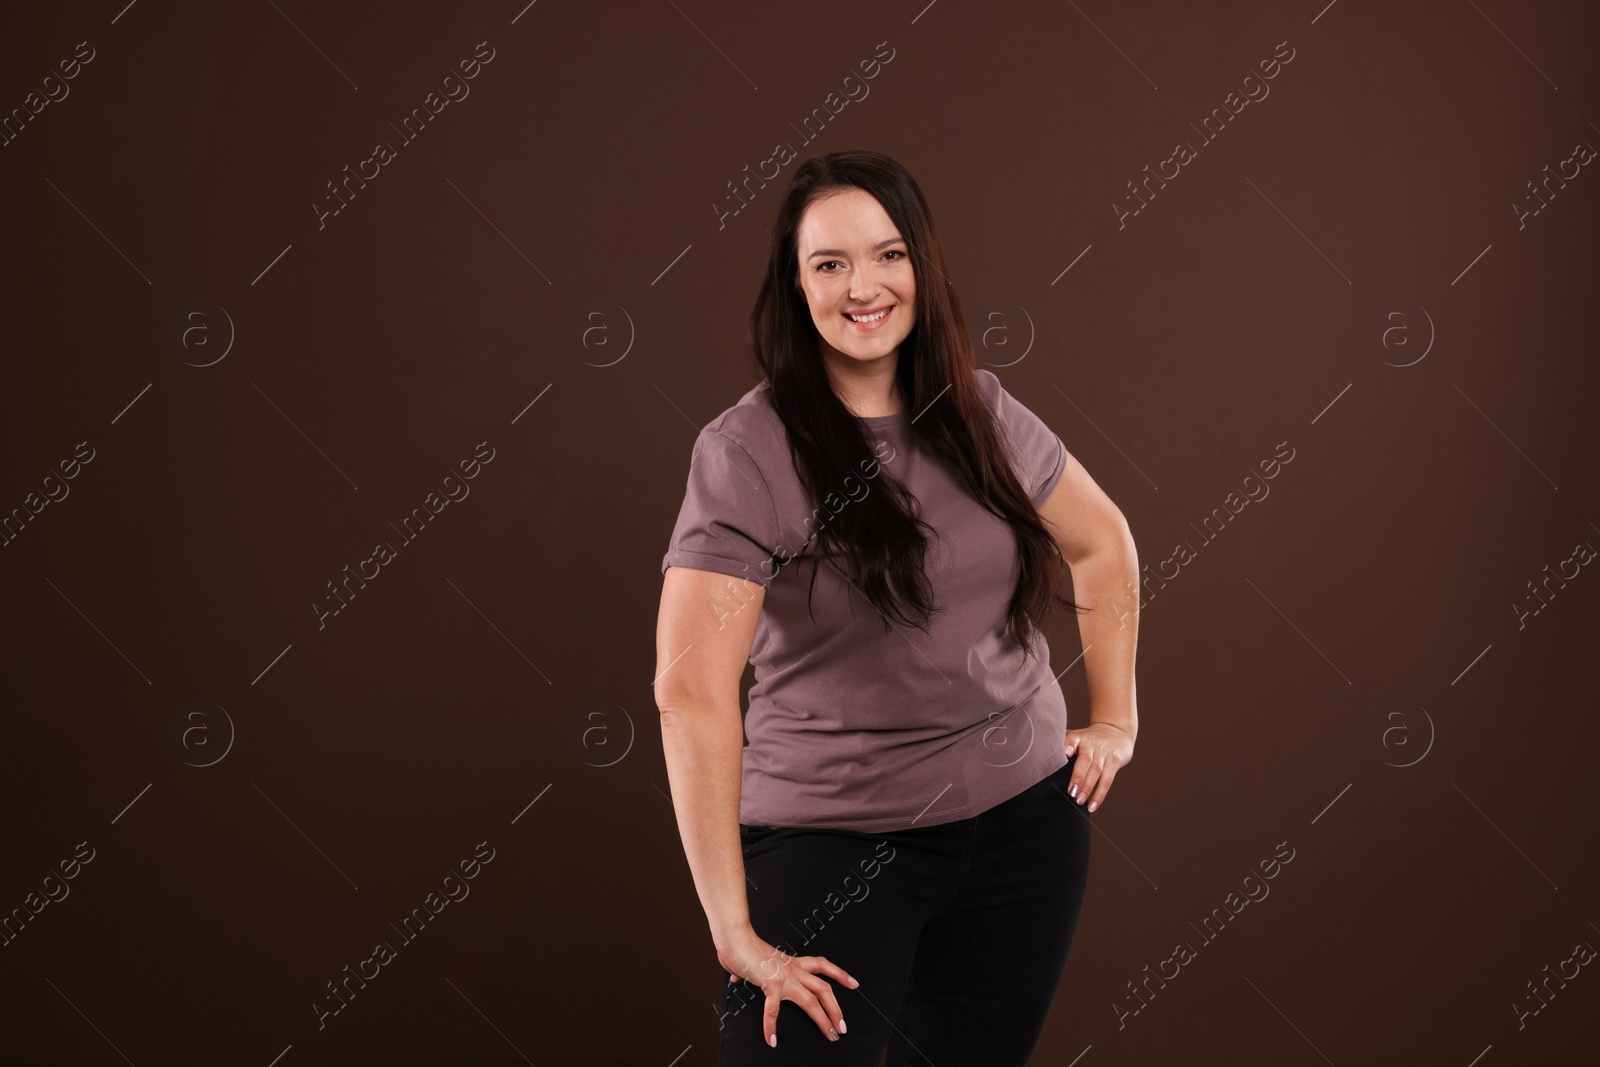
[1064,722,1135,813]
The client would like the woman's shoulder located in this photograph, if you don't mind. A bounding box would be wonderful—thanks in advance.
[972,365,1047,424]
[691,378,787,463]
[971,365,1005,406]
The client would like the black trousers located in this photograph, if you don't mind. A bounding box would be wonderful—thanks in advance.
[717,757,1091,1065]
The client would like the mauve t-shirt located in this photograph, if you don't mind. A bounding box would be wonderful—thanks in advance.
[661,367,1071,833]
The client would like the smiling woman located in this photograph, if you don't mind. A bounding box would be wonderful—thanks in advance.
[656,150,1141,1064]
[798,195,917,418]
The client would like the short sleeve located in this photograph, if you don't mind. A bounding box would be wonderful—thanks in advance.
[990,374,1067,506]
[661,429,782,587]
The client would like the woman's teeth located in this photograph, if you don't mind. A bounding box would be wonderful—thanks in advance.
[846,308,890,323]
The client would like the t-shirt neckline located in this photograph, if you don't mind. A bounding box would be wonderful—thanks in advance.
[754,379,907,426]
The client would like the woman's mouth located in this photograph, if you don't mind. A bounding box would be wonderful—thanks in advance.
[843,305,894,331]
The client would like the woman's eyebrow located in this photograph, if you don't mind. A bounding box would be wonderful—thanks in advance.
[806,237,906,259]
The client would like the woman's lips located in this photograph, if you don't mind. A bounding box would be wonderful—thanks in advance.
[843,305,894,331]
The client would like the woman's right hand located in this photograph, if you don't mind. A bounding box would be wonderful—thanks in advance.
[717,927,858,1048]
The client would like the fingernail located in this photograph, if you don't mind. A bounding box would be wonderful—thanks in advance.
[1088,800,1098,812]
[839,1018,848,1034]
[1066,745,1075,756]
[829,1027,838,1041]
[849,977,860,988]
[768,1033,777,1048]
[1068,783,1078,798]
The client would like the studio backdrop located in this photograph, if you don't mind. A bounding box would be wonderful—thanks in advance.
[2,1,1596,1064]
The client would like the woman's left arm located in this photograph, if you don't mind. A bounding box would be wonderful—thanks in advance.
[1036,449,1140,813]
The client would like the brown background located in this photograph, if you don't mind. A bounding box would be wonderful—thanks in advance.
[2,1,1597,1064]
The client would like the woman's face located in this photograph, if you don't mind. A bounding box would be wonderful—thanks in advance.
[795,187,917,368]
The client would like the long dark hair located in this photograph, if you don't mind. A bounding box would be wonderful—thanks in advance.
[750,149,1082,659]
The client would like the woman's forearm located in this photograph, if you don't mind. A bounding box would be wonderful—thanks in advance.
[1067,533,1140,737]
[659,700,754,949]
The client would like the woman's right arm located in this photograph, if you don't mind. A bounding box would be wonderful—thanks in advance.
[653,565,856,1047]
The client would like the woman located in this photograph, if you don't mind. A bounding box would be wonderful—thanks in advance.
[654,150,1139,1064]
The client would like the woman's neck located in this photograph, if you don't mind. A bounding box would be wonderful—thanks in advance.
[823,349,902,418]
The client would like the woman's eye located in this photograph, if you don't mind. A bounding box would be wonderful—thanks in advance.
[816,250,901,272]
